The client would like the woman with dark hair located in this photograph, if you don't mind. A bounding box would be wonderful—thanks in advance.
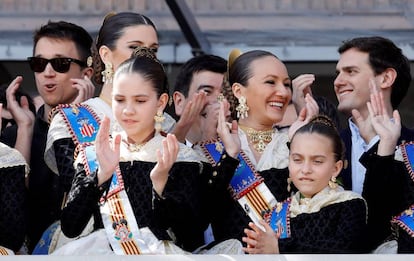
[57,48,242,255]
[200,50,319,247]
[40,12,170,254]
[46,12,162,182]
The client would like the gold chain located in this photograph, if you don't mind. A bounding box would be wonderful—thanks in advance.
[127,142,147,152]
[239,125,273,153]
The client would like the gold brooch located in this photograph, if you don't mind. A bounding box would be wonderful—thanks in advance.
[215,141,224,154]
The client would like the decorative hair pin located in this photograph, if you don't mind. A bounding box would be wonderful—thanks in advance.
[131,46,164,71]
[132,46,157,60]
[87,56,93,67]
[228,48,242,70]
[310,115,336,129]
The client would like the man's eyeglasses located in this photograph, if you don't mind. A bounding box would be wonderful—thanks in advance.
[27,57,87,73]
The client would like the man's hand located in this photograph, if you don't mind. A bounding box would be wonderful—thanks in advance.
[172,91,207,143]
[71,75,96,104]
[6,76,35,129]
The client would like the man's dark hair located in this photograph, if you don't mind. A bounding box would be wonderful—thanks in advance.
[338,36,411,109]
[33,20,93,63]
[174,54,227,97]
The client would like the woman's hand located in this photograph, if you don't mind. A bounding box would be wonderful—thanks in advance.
[217,99,240,159]
[288,93,319,140]
[95,117,121,186]
[242,220,280,254]
[291,74,315,114]
[150,133,179,196]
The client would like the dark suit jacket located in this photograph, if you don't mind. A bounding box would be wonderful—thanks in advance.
[339,124,414,251]
[339,125,414,191]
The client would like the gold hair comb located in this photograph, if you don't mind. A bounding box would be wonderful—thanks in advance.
[132,46,156,60]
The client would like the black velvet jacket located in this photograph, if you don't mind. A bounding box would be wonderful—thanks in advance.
[61,152,239,252]
[209,165,369,253]
[0,165,26,251]
[279,198,368,253]
[361,144,414,253]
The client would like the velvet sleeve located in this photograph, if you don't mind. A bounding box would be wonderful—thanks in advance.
[360,149,414,250]
[0,165,26,251]
[153,151,239,251]
[53,138,77,193]
[60,164,110,238]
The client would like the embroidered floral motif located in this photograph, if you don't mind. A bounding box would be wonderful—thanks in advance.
[113,219,133,242]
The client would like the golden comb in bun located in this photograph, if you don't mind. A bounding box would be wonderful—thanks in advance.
[228,49,242,69]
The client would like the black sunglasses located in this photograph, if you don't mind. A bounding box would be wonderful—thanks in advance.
[27,57,87,73]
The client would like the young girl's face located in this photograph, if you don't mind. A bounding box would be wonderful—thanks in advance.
[288,132,343,198]
[112,72,166,143]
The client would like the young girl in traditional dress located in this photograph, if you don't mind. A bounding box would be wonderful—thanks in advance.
[242,116,369,253]
[58,48,242,255]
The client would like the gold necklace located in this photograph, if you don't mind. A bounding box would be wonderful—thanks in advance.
[239,125,273,153]
[125,131,155,152]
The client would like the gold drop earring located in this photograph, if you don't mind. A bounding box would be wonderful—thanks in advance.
[102,62,114,84]
[329,176,338,189]
[236,96,249,119]
[154,111,165,133]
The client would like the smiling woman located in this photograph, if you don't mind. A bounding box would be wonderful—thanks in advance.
[199,50,318,246]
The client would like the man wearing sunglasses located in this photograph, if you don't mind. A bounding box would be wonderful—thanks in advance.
[3,20,94,253]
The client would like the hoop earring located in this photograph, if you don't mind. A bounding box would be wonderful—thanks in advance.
[329,176,338,189]
[154,111,165,133]
[236,96,249,119]
[102,62,114,84]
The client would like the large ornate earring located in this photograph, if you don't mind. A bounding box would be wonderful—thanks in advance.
[236,96,249,119]
[102,62,114,84]
[329,176,338,189]
[154,111,165,133]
